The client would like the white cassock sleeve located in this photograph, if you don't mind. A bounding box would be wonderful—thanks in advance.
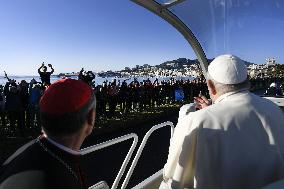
[160,112,199,189]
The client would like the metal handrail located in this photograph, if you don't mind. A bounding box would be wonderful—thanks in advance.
[80,133,139,189]
[121,121,175,189]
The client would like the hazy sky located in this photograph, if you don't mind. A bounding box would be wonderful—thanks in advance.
[0,0,283,75]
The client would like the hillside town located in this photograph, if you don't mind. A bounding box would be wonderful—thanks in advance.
[121,58,203,78]
[83,57,284,79]
[247,58,284,78]
[58,58,201,78]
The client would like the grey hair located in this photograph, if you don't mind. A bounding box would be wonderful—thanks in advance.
[211,79,250,96]
[207,72,250,96]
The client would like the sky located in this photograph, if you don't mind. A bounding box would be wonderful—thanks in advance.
[0,0,283,75]
[0,0,192,75]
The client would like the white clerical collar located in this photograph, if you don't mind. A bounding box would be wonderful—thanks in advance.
[43,134,81,155]
[214,89,249,104]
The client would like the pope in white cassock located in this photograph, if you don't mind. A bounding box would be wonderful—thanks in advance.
[160,55,284,189]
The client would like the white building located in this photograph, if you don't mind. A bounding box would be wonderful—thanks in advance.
[266,58,277,67]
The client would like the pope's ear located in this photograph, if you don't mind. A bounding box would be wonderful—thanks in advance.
[207,79,217,95]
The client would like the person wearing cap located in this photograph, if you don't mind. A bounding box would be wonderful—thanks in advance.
[160,55,284,189]
[0,79,96,189]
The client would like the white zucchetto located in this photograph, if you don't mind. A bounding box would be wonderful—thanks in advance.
[208,54,247,84]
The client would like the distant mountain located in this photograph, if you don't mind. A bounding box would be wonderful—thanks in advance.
[243,60,254,66]
[157,58,254,69]
[206,58,254,66]
[207,59,254,66]
[157,58,199,69]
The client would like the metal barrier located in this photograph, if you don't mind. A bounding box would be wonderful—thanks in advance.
[80,133,139,189]
[121,121,175,189]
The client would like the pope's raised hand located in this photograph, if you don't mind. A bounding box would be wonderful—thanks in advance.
[194,95,211,109]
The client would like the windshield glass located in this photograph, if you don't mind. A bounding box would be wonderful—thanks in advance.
[157,0,284,64]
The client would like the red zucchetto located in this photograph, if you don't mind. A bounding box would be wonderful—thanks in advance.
[40,79,93,114]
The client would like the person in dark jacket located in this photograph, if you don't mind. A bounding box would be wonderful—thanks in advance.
[4,81,22,134]
[78,68,96,86]
[38,62,54,85]
[28,80,42,128]
[0,79,96,189]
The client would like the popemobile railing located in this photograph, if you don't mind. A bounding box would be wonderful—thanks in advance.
[80,133,139,189]
[121,121,175,189]
[79,121,174,189]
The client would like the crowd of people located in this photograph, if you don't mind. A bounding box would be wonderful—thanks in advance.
[94,78,208,118]
[250,76,284,94]
[0,62,283,137]
[0,62,209,136]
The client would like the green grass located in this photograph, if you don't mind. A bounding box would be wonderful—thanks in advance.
[94,104,180,134]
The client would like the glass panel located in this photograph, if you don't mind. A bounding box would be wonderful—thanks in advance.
[167,0,284,64]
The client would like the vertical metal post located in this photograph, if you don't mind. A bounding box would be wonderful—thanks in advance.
[121,121,174,189]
